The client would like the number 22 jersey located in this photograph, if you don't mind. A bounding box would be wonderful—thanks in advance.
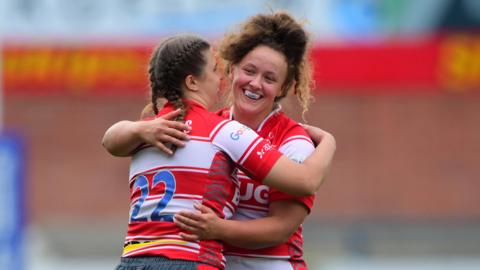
[121,99,282,269]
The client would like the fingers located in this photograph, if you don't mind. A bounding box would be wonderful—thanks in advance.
[174,217,199,233]
[298,123,308,128]
[154,142,173,155]
[176,211,202,221]
[194,204,214,214]
[161,109,182,120]
[164,128,190,142]
[179,232,199,241]
[159,109,191,132]
[160,110,191,133]
[157,135,186,149]
[174,213,202,234]
[167,121,191,133]
[299,123,328,145]
[151,131,187,153]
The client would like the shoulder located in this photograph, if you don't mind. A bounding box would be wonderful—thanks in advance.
[187,106,223,123]
[215,108,231,119]
[184,106,229,136]
[275,113,312,143]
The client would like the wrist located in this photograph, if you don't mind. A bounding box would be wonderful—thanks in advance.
[213,219,229,241]
[131,121,145,141]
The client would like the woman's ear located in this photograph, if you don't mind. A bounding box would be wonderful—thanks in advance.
[291,80,297,95]
[185,75,200,92]
[278,80,296,98]
[228,65,235,81]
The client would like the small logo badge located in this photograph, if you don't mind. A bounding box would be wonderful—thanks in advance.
[230,125,250,140]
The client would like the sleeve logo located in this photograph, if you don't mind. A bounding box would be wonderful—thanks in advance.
[256,143,273,159]
[230,125,251,140]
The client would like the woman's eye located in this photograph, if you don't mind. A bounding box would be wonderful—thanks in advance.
[244,69,255,75]
[265,76,275,82]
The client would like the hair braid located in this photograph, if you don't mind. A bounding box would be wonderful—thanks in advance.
[148,49,162,115]
[147,35,210,153]
[160,40,204,117]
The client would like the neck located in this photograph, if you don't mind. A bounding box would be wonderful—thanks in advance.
[232,107,274,130]
[236,114,261,130]
[184,92,209,110]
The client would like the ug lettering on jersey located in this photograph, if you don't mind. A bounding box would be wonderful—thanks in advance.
[240,183,269,204]
[229,125,251,140]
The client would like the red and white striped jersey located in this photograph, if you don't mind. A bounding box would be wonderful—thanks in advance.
[218,106,315,268]
[122,100,282,269]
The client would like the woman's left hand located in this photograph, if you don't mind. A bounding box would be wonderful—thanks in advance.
[300,123,334,146]
[174,204,222,241]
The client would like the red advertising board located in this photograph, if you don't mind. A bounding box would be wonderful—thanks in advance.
[311,40,441,92]
[3,45,151,95]
[2,35,480,95]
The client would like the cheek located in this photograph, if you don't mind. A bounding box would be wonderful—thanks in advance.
[264,85,282,98]
[232,78,243,95]
[233,72,249,87]
[212,73,220,85]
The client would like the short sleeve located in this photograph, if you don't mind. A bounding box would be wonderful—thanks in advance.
[211,120,282,183]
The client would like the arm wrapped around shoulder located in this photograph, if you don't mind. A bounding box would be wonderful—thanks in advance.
[263,128,336,196]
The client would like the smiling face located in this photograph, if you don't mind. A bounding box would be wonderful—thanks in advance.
[231,45,288,127]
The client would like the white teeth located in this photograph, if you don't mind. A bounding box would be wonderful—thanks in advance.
[245,90,261,100]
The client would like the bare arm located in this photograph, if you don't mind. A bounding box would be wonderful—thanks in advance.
[101,109,191,156]
[174,201,308,249]
[263,127,336,196]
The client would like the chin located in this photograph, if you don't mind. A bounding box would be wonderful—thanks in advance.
[236,102,263,116]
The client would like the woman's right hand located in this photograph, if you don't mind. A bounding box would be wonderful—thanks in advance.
[174,204,223,241]
[102,109,191,156]
[135,109,191,155]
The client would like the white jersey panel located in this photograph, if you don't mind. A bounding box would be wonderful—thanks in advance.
[232,207,267,221]
[211,120,262,164]
[278,138,314,164]
[129,140,216,179]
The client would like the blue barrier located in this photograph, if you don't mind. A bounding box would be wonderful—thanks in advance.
[0,132,25,270]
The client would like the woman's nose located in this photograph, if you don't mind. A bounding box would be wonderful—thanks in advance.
[249,75,261,89]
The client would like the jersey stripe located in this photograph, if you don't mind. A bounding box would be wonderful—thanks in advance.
[280,135,313,146]
[238,136,263,165]
[123,101,281,269]
[129,140,217,179]
[209,119,230,139]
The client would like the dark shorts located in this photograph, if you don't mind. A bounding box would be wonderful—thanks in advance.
[115,256,220,270]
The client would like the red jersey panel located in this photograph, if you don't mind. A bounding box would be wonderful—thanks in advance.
[122,100,281,269]
[218,107,315,265]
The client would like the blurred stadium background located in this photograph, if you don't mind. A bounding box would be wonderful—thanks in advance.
[1,0,480,269]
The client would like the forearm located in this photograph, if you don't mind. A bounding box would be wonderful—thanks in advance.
[216,217,290,249]
[264,133,336,196]
[304,132,336,190]
[102,121,143,156]
[174,202,307,249]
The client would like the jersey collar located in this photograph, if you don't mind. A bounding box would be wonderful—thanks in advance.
[164,98,207,111]
[229,103,282,132]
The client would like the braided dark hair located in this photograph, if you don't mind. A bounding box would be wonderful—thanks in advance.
[220,12,314,118]
[148,34,210,152]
